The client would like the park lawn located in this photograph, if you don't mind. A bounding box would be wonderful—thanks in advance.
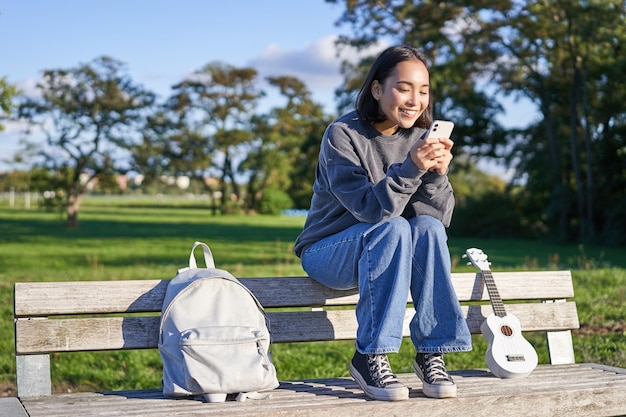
[1,195,625,395]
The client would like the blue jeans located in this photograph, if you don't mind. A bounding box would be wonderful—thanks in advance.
[301,215,472,355]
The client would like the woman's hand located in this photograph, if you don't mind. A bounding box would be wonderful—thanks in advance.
[410,137,454,175]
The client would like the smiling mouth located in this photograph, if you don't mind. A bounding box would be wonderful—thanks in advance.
[400,108,417,117]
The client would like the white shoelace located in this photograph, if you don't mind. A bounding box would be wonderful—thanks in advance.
[368,354,400,386]
[423,353,453,383]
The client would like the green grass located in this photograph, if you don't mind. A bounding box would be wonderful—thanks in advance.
[1,195,625,395]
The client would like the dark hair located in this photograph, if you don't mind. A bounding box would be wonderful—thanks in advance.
[356,45,433,129]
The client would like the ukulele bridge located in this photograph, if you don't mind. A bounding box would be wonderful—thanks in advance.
[506,354,526,362]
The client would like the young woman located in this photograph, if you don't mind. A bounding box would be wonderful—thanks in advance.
[294,45,472,401]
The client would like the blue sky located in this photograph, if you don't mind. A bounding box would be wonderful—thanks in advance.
[1,1,356,108]
[0,1,537,175]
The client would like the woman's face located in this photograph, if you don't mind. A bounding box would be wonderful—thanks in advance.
[371,59,430,135]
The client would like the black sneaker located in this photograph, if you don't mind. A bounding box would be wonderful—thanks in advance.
[349,351,409,401]
[413,352,456,398]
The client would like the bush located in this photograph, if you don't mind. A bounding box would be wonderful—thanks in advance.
[450,190,536,238]
[602,199,626,246]
[259,188,293,215]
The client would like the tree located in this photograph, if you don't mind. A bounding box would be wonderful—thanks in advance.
[483,0,626,243]
[0,76,20,131]
[130,105,215,195]
[241,76,330,212]
[17,56,155,227]
[126,109,172,189]
[166,62,262,210]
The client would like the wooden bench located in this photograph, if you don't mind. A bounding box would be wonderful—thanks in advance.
[12,271,626,417]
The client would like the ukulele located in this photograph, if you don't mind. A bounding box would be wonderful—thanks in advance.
[464,248,538,378]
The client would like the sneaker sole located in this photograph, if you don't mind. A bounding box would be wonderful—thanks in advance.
[412,361,457,399]
[349,363,409,401]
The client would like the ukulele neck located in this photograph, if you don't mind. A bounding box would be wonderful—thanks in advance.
[482,269,507,317]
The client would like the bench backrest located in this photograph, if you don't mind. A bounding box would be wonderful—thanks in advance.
[14,271,579,396]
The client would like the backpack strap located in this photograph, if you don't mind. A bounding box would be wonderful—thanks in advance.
[189,241,216,269]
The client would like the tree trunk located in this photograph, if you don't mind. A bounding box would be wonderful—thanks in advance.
[569,66,586,242]
[224,152,240,202]
[66,192,81,229]
[580,67,595,243]
[539,89,568,242]
[219,169,228,208]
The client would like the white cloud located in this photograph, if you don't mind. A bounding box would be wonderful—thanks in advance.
[245,36,389,114]
[250,36,344,89]
[250,35,389,90]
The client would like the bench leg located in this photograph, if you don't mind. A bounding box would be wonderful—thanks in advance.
[543,299,576,365]
[546,330,576,365]
[16,354,51,397]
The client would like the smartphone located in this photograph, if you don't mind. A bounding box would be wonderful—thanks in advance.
[425,120,454,140]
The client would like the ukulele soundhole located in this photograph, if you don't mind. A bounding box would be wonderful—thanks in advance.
[500,325,513,336]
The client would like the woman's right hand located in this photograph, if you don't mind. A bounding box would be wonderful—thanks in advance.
[410,137,453,174]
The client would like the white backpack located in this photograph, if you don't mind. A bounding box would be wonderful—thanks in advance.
[158,241,279,402]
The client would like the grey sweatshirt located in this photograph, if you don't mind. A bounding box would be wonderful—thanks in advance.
[294,111,454,257]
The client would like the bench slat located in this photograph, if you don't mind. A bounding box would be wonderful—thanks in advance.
[14,271,574,316]
[15,302,579,354]
[17,364,626,417]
